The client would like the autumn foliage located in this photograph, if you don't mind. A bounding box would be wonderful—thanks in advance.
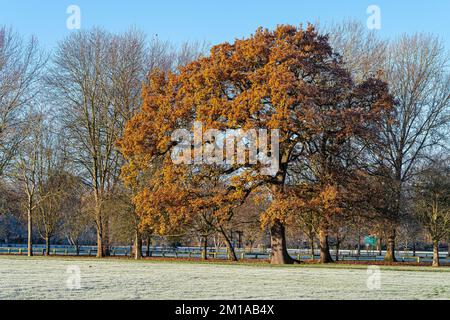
[119,24,394,264]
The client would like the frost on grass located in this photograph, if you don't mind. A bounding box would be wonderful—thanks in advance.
[0,256,448,300]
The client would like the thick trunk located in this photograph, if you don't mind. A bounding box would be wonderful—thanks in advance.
[432,240,440,267]
[45,236,50,256]
[27,208,33,257]
[384,228,397,262]
[201,236,208,260]
[270,220,296,264]
[134,230,142,260]
[220,227,237,261]
[319,227,333,263]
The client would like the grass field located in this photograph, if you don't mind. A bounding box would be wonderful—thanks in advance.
[0,256,449,300]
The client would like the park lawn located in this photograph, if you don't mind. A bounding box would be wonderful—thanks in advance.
[0,255,448,300]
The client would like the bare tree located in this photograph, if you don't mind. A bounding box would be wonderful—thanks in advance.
[63,186,93,256]
[46,27,206,258]
[413,160,450,267]
[46,28,148,257]
[35,135,75,256]
[324,23,450,262]
[377,34,450,261]
[14,112,46,256]
[0,27,46,177]
[324,20,387,82]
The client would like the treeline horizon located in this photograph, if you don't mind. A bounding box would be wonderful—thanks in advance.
[0,20,449,267]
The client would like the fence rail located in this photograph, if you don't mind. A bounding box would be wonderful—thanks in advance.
[0,246,448,262]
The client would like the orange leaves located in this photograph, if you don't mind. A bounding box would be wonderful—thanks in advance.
[118,23,395,237]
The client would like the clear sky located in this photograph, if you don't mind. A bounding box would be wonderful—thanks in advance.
[1,0,449,50]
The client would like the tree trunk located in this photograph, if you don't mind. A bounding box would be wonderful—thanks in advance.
[384,228,397,262]
[377,237,382,256]
[356,234,361,256]
[335,240,340,261]
[412,241,416,257]
[45,235,50,256]
[146,237,151,257]
[102,217,110,256]
[432,240,440,267]
[319,227,333,263]
[270,220,296,264]
[309,236,315,259]
[96,227,103,258]
[95,199,104,258]
[201,236,208,260]
[447,238,449,258]
[27,208,33,257]
[220,226,237,261]
[134,229,142,260]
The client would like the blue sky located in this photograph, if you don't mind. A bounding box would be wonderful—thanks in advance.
[1,0,449,50]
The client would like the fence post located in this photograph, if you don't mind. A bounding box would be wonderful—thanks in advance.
[241,252,245,260]
[19,248,22,255]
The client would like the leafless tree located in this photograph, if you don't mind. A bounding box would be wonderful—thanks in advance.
[14,112,46,256]
[46,28,207,258]
[327,23,450,261]
[45,28,148,257]
[413,160,450,266]
[63,186,93,256]
[376,34,450,261]
[0,26,46,177]
[324,20,387,82]
[35,130,75,255]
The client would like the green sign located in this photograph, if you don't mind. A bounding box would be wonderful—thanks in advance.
[364,235,377,246]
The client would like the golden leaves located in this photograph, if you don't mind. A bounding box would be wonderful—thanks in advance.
[118,23,394,235]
